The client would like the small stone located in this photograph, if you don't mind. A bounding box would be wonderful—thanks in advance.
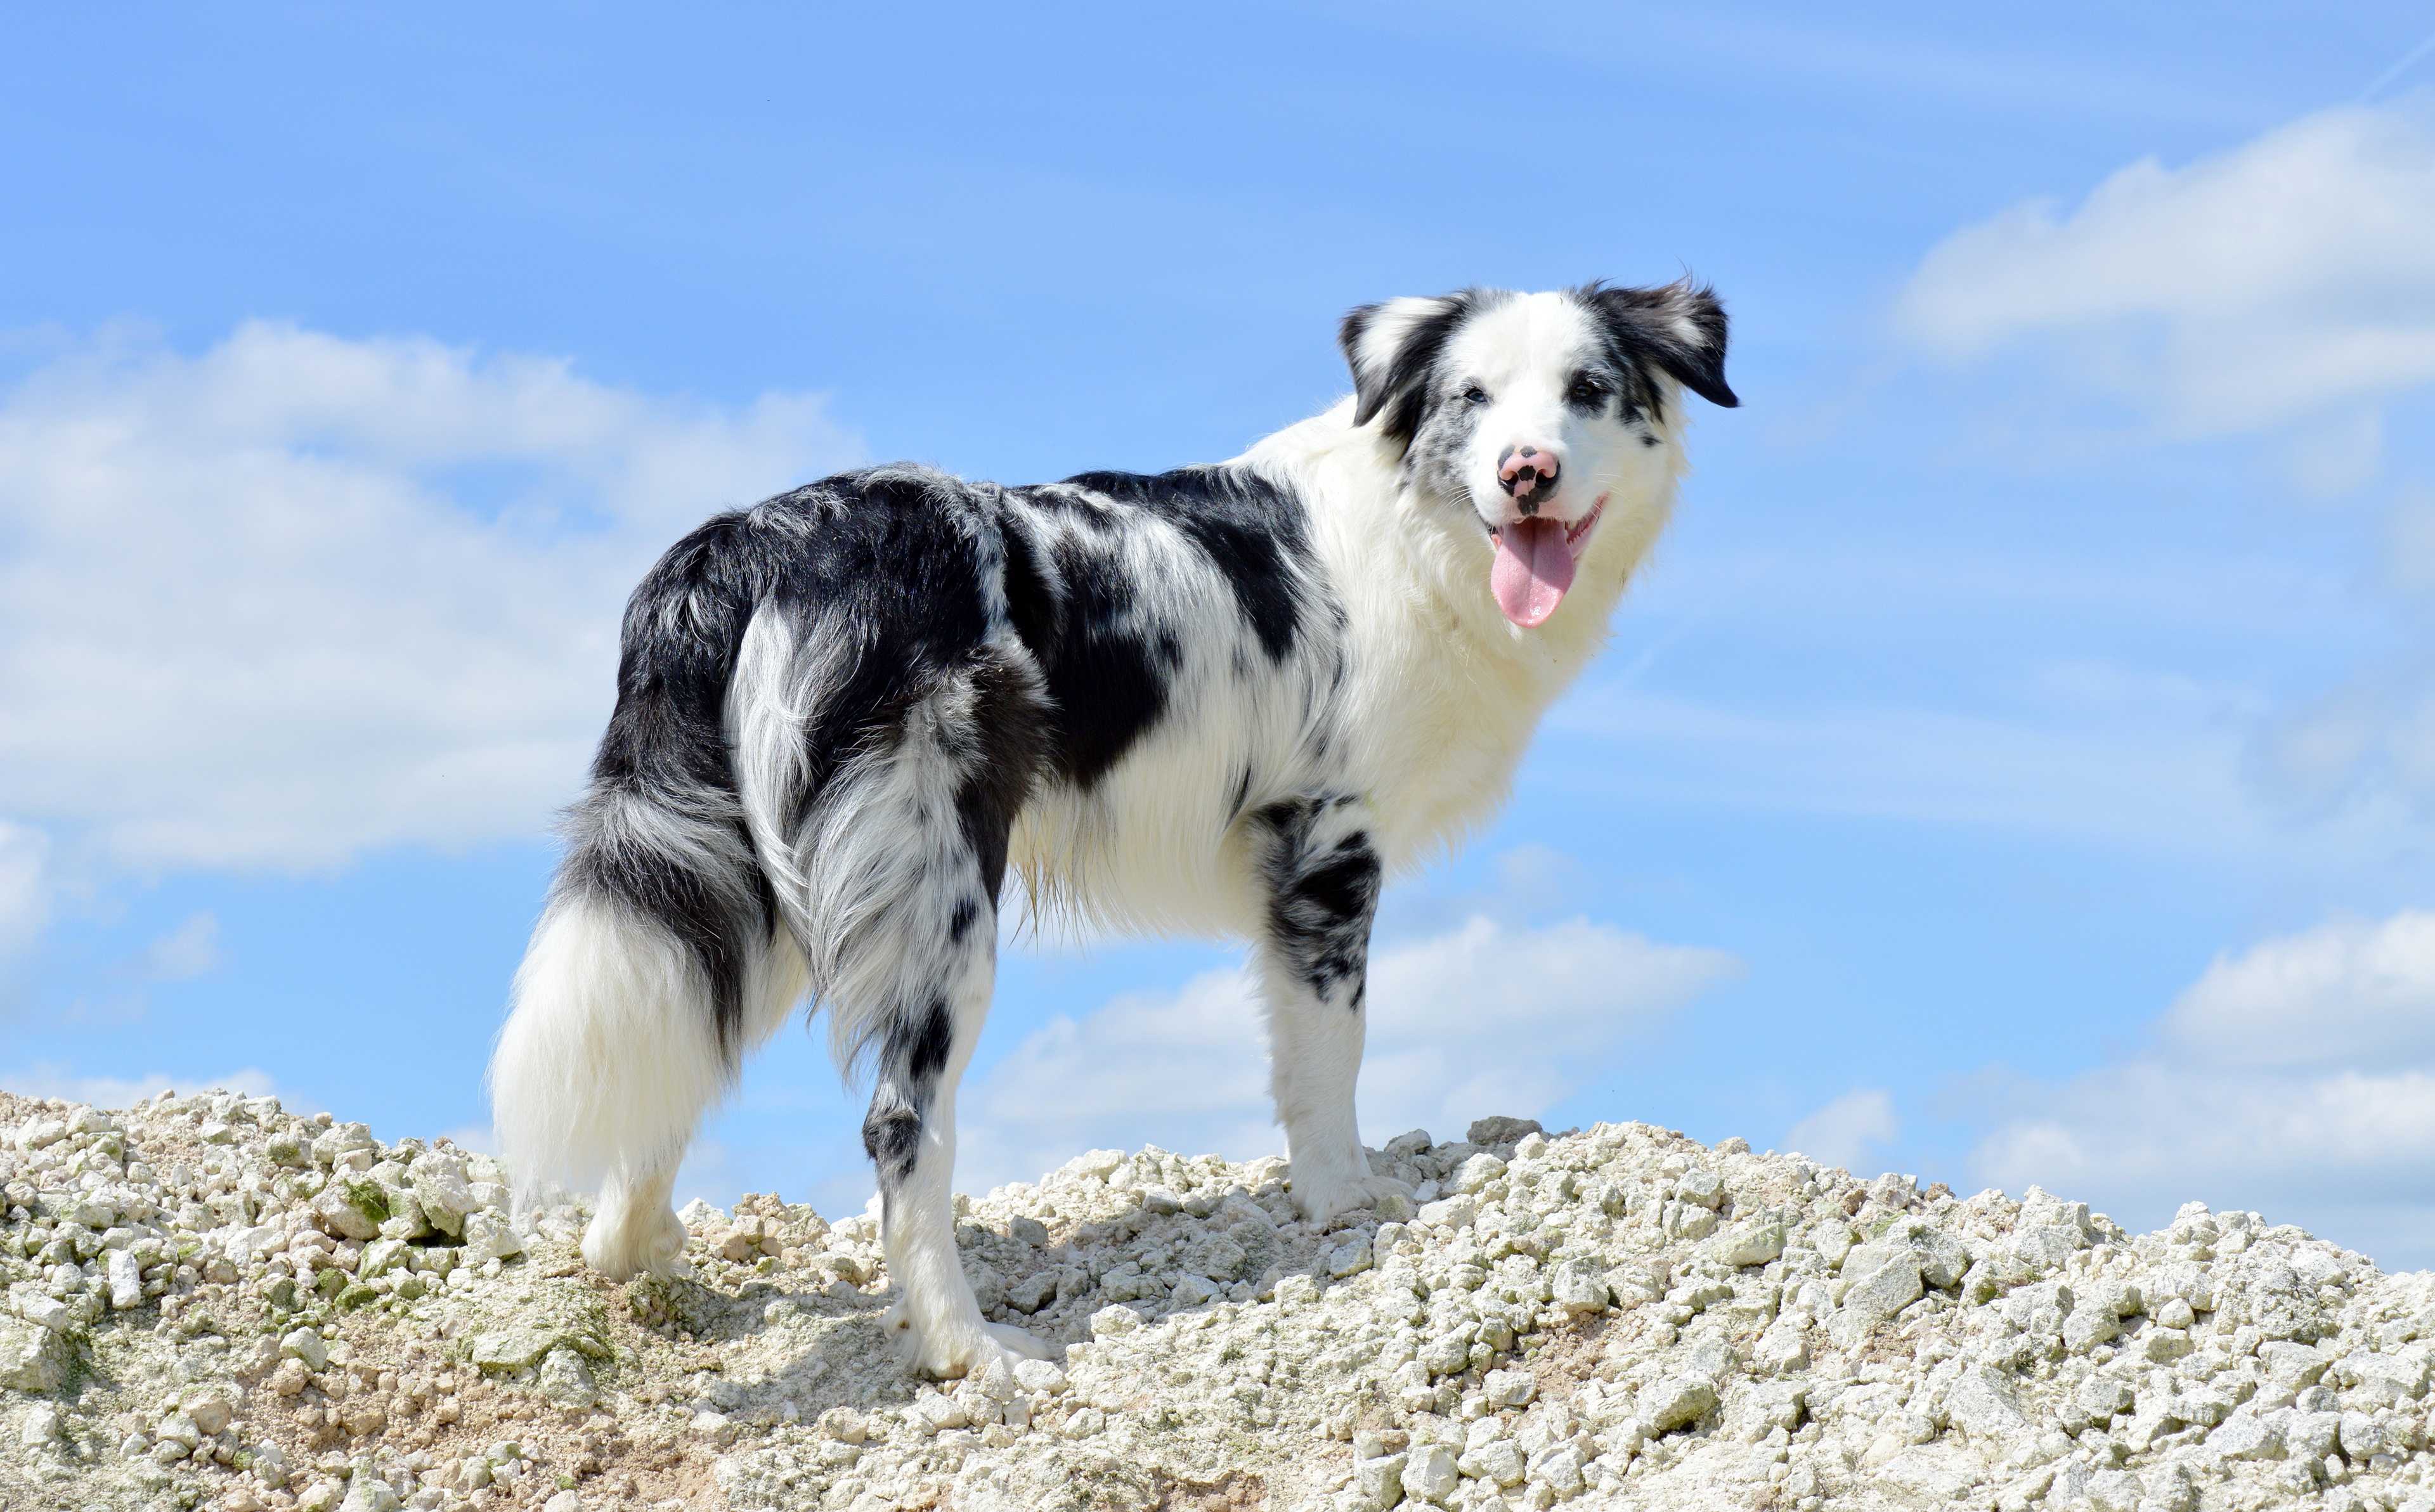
[11,1288,73,1333]
[1675,1167,1725,1208]
[914,1393,969,1432]
[1014,1359,1068,1395]
[1708,1213,1786,1267]
[280,1326,330,1370]
[1642,1376,1716,1431]
[460,1210,523,1263]
[295,1481,344,1512]
[2063,1305,2120,1354]
[2210,1410,2287,1461]
[20,1402,61,1447]
[1404,1442,1459,1502]
[337,1471,400,1512]
[1448,1153,1508,1196]
[2140,1326,2194,1362]
[106,1248,145,1310]
[1465,1116,1542,1147]
[1549,1259,1609,1314]
[2154,1296,2197,1329]
[1354,1451,1405,1508]
[187,1390,234,1434]
[2261,1341,2328,1387]
[1480,1368,1536,1409]
[1458,1438,1527,1487]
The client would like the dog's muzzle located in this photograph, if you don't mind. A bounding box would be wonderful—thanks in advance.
[1497,445,1561,515]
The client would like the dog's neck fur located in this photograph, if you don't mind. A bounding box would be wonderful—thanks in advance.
[1240,396,1684,874]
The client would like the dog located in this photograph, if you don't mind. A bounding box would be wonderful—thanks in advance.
[489,280,1736,1376]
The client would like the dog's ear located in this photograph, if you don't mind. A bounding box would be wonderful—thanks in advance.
[1339,292,1476,447]
[1582,280,1738,411]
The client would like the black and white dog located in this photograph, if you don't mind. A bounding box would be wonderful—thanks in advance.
[490,281,1735,1376]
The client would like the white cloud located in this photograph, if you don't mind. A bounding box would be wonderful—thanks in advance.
[1897,102,2435,430]
[2160,908,2435,1068]
[131,912,222,983]
[953,915,1739,1194]
[1973,910,2435,1265]
[0,321,858,876]
[0,820,49,961]
[956,967,1279,1194]
[0,1061,293,1114]
[1783,1089,1900,1174]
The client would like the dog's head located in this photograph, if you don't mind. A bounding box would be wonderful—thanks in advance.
[1340,281,1736,628]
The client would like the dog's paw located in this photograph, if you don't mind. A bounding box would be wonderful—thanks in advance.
[985,1321,1056,1361]
[1290,1170,1415,1227]
[583,1201,690,1280]
[884,1307,1053,1378]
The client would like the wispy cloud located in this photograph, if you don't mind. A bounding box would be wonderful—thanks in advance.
[1897,101,2435,433]
[131,912,221,983]
[1784,1089,1900,1174]
[0,820,49,962]
[0,322,860,884]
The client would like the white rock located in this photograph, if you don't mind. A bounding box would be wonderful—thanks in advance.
[460,1208,524,1263]
[19,1403,60,1447]
[10,1285,72,1333]
[1642,1375,1716,1430]
[1353,1451,1404,1507]
[1481,1367,1535,1409]
[1457,1438,1526,1487]
[280,1325,330,1370]
[1448,1154,1507,1196]
[2210,1409,2287,1460]
[1404,1441,1458,1502]
[1013,1359,1067,1395]
[1708,1212,1786,1267]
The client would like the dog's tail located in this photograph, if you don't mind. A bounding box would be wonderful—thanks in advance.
[489,510,803,1204]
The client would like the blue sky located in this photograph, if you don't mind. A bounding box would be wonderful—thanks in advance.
[10,4,2435,1264]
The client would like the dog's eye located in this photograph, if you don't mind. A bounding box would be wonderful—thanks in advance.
[1462,386,1489,404]
[1568,379,1606,404]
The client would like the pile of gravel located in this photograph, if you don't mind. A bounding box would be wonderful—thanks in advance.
[5,1086,2434,1512]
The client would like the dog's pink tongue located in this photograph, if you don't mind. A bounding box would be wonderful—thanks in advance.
[1491,518,1575,628]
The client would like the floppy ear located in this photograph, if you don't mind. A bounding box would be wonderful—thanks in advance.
[1338,291,1477,448]
[1583,279,1738,410]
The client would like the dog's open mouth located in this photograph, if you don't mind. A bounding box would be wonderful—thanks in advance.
[1490,496,1606,628]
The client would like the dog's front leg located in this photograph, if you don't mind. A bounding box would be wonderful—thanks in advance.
[1249,795,1412,1225]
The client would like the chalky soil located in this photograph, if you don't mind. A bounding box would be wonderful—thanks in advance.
[5,1087,2433,1512]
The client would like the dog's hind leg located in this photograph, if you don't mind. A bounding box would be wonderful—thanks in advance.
[1249,794,1410,1225]
[801,656,1049,1376]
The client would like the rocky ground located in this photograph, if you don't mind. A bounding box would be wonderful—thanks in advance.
[5,1088,2435,1512]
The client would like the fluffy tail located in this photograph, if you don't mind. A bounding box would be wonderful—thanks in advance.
[489,512,802,1203]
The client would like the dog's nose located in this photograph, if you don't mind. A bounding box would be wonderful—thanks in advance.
[1497,445,1561,512]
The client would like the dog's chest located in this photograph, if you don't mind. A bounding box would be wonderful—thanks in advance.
[1341,629,1562,868]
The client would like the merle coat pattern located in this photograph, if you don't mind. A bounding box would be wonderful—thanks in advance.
[490,281,1736,1376]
